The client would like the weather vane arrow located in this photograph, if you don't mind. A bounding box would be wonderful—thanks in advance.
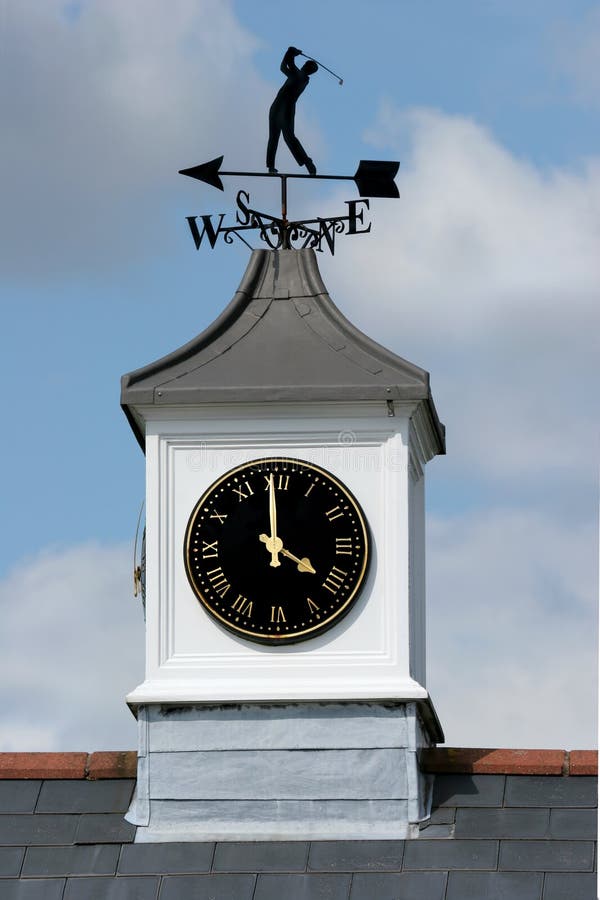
[179,156,400,199]
[178,46,401,256]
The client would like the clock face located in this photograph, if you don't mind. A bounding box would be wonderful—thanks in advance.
[184,457,370,644]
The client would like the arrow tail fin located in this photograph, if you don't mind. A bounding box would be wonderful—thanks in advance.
[354,160,400,198]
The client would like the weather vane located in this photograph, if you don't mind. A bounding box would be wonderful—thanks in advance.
[179,46,399,256]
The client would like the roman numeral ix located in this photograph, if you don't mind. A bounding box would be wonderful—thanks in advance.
[206,567,231,598]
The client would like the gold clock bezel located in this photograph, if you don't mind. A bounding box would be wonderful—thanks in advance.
[183,456,370,644]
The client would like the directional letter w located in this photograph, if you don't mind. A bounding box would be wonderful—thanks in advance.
[186,214,226,249]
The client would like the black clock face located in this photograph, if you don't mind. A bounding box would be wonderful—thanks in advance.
[184,457,370,644]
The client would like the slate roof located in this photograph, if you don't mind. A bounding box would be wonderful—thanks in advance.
[0,751,596,899]
[121,248,445,453]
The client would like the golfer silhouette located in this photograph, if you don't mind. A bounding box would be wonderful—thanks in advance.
[266,47,318,175]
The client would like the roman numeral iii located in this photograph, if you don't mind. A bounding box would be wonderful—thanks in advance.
[322,566,347,595]
[335,537,353,555]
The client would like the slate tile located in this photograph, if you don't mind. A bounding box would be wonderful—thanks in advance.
[505,776,596,808]
[549,808,597,840]
[0,846,24,876]
[213,841,308,872]
[543,872,597,900]
[350,871,447,900]
[499,840,594,871]
[455,807,549,838]
[159,873,256,900]
[308,840,404,871]
[37,779,135,814]
[256,873,352,900]
[119,841,214,874]
[0,781,41,813]
[446,871,543,900]
[432,774,505,807]
[416,824,453,838]
[0,814,79,845]
[23,844,119,876]
[0,879,66,900]
[428,806,456,825]
[76,814,136,844]
[403,839,498,870]
[63,875,159,900]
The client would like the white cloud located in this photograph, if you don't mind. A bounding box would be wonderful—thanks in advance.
[427,507,597,748]
[0,543,143,750]
[0,0,277,278]
[320,105,600,484]
[1,517,595,751]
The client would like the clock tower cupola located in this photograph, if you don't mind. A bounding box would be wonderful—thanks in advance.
[121,248,445,842]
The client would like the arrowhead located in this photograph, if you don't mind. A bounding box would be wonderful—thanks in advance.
[178,155,225,191]
[354,160,400,198]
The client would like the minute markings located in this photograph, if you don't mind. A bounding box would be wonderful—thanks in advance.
[184,458,369,644]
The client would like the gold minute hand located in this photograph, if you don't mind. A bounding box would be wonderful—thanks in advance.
[268,475,281,567]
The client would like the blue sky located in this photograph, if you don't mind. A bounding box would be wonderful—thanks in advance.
[1,0,598,751]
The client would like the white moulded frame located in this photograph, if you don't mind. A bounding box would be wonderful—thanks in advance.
[126,400,437,708]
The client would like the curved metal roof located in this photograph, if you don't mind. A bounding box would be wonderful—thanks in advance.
[121,249,445,452]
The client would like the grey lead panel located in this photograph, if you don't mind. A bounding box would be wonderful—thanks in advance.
[150,749,408,800]
[148,703,409,751]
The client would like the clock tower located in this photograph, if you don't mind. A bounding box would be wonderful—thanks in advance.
[122,248,445,841]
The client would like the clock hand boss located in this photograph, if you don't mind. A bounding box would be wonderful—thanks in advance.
[259,534,316,575]
[268,474,281,567]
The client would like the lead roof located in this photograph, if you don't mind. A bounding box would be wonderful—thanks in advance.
[121,249,445,452]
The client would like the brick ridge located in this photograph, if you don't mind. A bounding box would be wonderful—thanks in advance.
[421,747,598,776]
[0,748,596,778]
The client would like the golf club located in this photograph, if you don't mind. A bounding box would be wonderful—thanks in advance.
[300,52,344,85]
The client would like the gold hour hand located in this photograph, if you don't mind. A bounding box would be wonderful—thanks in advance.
[259,535,316,575]
[281,547,316,575]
